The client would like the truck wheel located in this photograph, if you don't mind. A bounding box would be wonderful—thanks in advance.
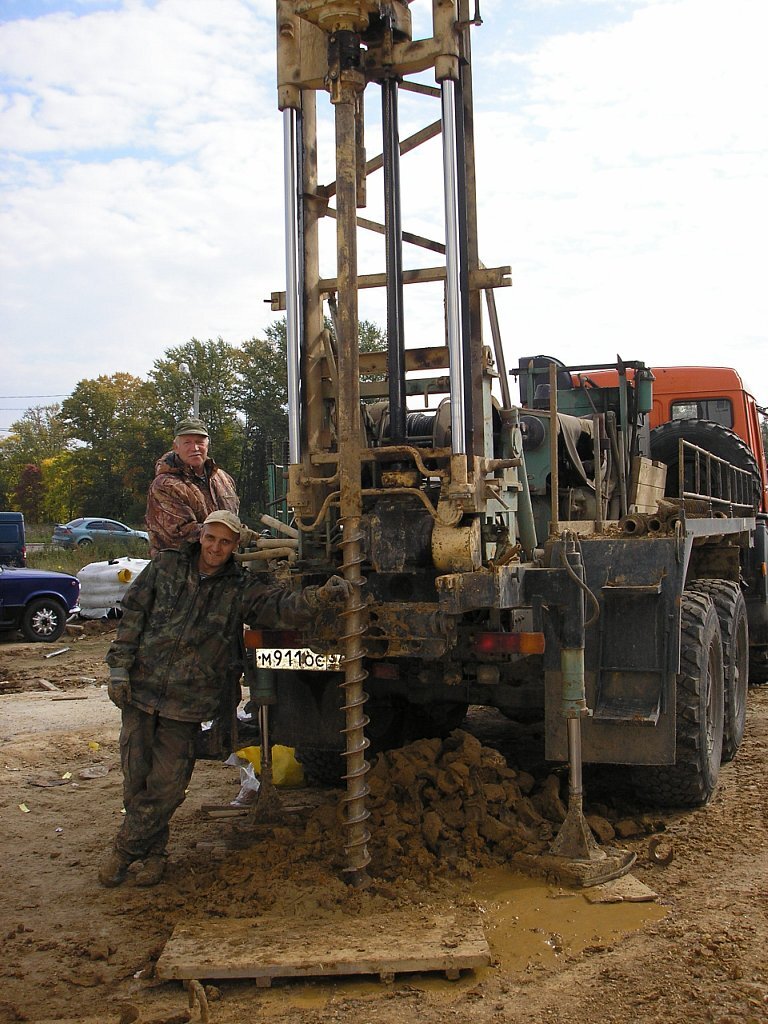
[749,651,768,685]
[22,598,68,642]
[649,420,762,511]
[294,747,344,787]
[688,580,748,761]
[405,701,469,741]
[631,592,724,806]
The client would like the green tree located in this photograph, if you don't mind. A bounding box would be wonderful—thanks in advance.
[0,405,70,468]
[0,404,72,517]
[61,374,165,521]
[40,452,80,524]
[234,323,289,518]
[13,464,44,522]
[0,320,388,526]
[149,338,244,479]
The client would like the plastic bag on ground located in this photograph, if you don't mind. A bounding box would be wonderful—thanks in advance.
[230,763,261,808]
[235,744,305,788]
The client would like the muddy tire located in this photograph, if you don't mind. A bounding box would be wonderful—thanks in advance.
[403,701,469,742]
[749,652,768,685]
[294,747,344,787]
[688,580,748,762]
[649,420,762,511]
[631,592,724,806]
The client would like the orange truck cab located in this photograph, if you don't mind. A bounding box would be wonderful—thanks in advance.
[648,366,768,512]
[567,363,768,514]
[521,356,768,680]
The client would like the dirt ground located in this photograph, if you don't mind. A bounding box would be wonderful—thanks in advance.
[1,624,767,1024]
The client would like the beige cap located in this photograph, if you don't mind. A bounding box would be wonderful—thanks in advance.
[202,510,242,538]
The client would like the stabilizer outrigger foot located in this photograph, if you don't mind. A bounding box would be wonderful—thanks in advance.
[531,643,636,887]
[535,787,636,888]
[514,847,637,889]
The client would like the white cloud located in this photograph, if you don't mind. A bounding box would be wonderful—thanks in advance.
[0,0,284,422]
[0,0,766,433]
[469,0,768,394]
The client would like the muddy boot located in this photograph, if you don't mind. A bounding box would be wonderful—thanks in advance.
[98,849,133,888]
[134,853,167,887]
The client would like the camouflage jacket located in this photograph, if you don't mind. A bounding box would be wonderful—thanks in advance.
[145,452,239,555]
[105,543,323,723]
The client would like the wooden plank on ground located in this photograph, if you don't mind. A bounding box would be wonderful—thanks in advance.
[156,909,490,986]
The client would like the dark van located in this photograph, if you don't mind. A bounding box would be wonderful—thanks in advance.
[0,512,26,567]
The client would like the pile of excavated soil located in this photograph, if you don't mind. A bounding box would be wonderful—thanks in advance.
[305,730,566,878]
[2,654,768,1024]
[200,730,596,898]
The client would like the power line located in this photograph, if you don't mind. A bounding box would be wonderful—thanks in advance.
[0,394,67,399]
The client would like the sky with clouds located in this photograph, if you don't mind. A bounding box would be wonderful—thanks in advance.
[1,0,766,435]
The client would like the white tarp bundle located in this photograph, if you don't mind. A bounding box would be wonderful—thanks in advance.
[77,557,150,619]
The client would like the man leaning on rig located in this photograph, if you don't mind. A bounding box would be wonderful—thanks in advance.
[145,416,239,556]
[99,509,352,888]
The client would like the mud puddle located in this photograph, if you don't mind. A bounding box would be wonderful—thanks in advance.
[471,866,667,971]
[217,865,666,1014]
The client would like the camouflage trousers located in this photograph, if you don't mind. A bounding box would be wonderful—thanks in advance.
[113,705,199,860]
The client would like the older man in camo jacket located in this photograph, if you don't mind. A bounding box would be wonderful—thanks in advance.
[145,417,239,556]
[100,510,351,888]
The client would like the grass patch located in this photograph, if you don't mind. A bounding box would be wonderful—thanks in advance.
[27,541,150,575]
[25,522,57,544]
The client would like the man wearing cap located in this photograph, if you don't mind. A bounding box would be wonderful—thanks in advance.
[100,510,352,888]
[145,417,239,556]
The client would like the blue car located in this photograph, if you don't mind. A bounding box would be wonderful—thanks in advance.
[0,565,81,642]
[52,517,149,549]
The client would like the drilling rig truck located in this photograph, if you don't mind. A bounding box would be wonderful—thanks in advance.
[245,1,766,883]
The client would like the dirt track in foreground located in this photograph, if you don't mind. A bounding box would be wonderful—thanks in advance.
[0,629,767,1024]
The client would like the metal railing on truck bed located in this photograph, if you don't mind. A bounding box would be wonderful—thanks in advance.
[678,439,756,517]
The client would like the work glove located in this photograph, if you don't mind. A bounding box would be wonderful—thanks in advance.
[239,527,259,548]
[316,575,354,604]
[108,668,132,710]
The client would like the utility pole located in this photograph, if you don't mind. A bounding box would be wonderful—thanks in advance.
[179,363,200,418]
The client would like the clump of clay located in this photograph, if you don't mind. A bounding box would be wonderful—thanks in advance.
[304,729,569,879]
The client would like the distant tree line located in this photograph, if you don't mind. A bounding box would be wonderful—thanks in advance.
[0,319,386,526]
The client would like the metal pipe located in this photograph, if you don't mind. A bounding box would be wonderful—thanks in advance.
[283,106,302,462]
[606,412,627,517]
[234,547,297,562]
[334,80,371,884]
[441,79,466,455]
[453,70,475,456]
[518,454,538,559]
[549,362,559,532]
[484,287,511,409]
[260,513,299,539]
[592,414,604,532]
[507,407,537,557]
[256,537,299,550]
[382,76,407,444]
[566,716,583,802]
[259,704,271,764]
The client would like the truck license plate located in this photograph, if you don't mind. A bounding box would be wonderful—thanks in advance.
[253,648,344,671]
